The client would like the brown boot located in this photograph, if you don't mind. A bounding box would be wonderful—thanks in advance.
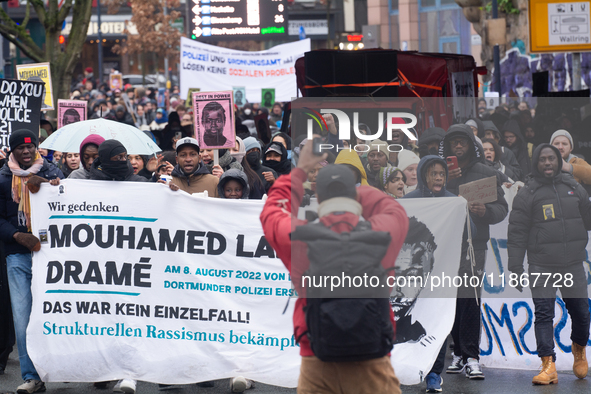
[572,342,588,379]
[532,356,558,385]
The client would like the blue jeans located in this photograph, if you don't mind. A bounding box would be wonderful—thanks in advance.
[6,253,40,381]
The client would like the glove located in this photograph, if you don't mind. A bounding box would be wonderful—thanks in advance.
[25,175,49,194]
[14,232,41,252]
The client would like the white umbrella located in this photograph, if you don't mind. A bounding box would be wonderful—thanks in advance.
[39,118,161,155]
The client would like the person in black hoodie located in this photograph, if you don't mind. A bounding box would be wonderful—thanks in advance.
[114,105,135,126]
[89,140,148,182]
[404,154,477,392]
[263,141,291,176]
[439,124,508,380]
[418,127,446,158]
[508,143,591,384]
[243,137,277,193]
[502,119,533,178]
[481,120,523,181]
[481,138,517,184]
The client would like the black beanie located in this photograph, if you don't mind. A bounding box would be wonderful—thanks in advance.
[98,139,127,163]
[9,129,38,150]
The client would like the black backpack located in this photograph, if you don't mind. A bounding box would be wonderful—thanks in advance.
[291,220,394,362]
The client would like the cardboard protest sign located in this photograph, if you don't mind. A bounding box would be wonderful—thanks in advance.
[459,176,497,204]
[0,78,44,148]
[233,87,246,108]
[192,90,235,149]
[261,88,275,108]
[15,62,53,110]
[120,93,137,123]
[186,87,200,105]
[57,100,87,129]
[109,73,123,91]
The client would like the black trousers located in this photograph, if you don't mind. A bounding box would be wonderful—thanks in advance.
[451,249,486,362]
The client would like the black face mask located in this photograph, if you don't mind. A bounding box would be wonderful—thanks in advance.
[100,160,133,181]
[246,151,260,168]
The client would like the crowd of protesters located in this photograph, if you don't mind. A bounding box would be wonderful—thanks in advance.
[0,69,590,394]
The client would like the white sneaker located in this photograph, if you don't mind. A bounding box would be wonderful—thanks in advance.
[464,358,485,380]
[16,379,46,393]
[230,376,253,393]
[113,379,137,393]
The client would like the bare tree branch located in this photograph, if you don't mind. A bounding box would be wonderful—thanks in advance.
[0,26,44,62]
[58,0,74,25]
[29,0,47,26]
[22,0,31,28]
[0,5,44,59]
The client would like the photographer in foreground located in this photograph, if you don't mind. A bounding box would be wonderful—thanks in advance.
[260,137,408,393]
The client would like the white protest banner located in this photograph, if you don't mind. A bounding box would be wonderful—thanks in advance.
[29,184,465,386]
[29,180,299,386]
[480,217,591,371]
[458,176,497,204]
[180,37,310,103]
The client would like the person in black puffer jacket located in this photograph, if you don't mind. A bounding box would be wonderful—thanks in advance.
[0,130,63,393]
[508,143,591,385]
[438,124,508,379]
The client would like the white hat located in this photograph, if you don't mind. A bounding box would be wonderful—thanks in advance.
[397,150,420,171]
[176,137,200,153]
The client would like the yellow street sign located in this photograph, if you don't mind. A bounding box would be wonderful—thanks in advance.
[529,0,591,52]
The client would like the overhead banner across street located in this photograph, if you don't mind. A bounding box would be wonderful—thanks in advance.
[180,37,310,103]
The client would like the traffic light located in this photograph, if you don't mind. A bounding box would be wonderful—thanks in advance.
[58,35,66,52]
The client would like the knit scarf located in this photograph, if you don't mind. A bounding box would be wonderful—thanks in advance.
[9,152,44,231]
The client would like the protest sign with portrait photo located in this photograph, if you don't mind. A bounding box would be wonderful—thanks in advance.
[0,78,44,149]
[15,62,53,110]
[261,88,275,109]
[233,87,246,108]
[192,90,235,149]
[57,99,87,129]
[109,73,123,91]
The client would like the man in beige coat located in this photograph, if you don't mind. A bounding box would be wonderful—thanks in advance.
[170,137,219,197]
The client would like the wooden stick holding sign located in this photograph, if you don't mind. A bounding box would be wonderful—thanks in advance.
[458,176,497,204]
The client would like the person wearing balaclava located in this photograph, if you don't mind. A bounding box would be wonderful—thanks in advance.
[243,137,277,193]
[272,131,292,160]
[232,137,265,199]
[263,141,291,176]
[89,140,147,182]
